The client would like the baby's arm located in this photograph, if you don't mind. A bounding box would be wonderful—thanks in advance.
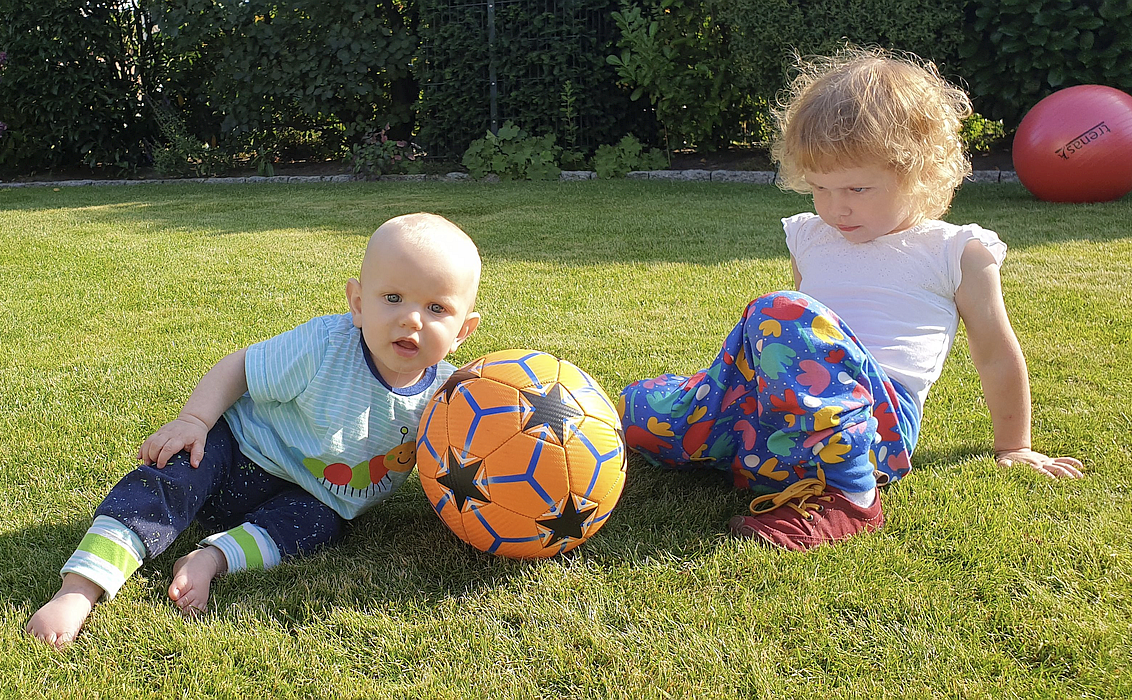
[954,241,1083,479]
[138,348,249,468]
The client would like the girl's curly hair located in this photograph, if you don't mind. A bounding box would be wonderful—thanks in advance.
[771,46,973,220]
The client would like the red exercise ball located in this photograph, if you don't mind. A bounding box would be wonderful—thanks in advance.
[1012,84,1132,203]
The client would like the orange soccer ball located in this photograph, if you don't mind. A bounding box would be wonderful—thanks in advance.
[417,349,626,558]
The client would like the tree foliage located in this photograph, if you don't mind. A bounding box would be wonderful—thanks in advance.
[959,0,1132,127]
[2,0,1129,176]
[155,0,419,154]
[0,0,161,174]
[607,0,740,151]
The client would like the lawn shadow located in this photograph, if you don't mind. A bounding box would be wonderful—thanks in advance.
[572,455,756,567]
[2,181,1129,273]
[1,519,96,611]
[904,444,990,473]
[571,441,997,570]
[209,466,746,628]
[1,497,533,634]
[0,440,1005,637]
[0,517,249,615]
[2,181,802,266]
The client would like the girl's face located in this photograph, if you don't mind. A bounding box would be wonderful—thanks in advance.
[805,164,919,243]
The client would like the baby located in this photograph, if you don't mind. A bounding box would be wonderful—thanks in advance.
[27,212,482,647]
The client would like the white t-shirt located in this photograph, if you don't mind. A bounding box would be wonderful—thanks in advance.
[783,212,1007,413]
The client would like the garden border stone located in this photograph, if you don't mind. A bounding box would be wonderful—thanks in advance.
[0,170,1018,188]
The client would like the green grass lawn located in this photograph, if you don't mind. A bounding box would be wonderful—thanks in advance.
[1,180,1129,699]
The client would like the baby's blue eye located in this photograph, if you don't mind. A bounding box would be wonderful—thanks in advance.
[384,293,402,303]
[428,303,446,314]
[850,187,868,193]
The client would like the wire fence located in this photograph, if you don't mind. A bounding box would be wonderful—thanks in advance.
[417,0,648,159]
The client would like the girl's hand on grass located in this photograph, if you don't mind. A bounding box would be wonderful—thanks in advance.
[995,448,1084,479]
[138,416,209,469]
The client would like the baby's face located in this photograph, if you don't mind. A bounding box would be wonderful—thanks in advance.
[349,225,479,388]
[805,164,919,243]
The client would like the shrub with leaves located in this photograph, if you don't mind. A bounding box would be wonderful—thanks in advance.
[416,0,649,159]
[592,135,668,178]
[607,0,740,151]
[352,124,425,178]
[155,0,418,157]
[958,0,1132,128]
[715,0,967,143]
[150,99,233,178]
[461,122,562,181]
[558,80,589,170]
[0,0,162,174]
[961,114,1007,153]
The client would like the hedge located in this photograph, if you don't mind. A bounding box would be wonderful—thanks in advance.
[2,0,1128,175]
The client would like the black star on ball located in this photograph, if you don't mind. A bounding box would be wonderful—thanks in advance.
[537,496,597,547]
[436,448,489,511]
[521,382,584,445]
[436,366,481,404]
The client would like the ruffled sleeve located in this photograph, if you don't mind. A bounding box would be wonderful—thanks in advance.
[782,212,819,258]
[949,224,1008,292]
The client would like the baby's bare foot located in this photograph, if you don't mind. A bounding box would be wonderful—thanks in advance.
[168,546,227,615]
[26,573,104,649]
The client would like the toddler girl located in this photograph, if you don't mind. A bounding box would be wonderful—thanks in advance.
[619,47,1082,551]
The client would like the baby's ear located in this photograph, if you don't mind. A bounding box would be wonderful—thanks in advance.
[345,278,363,328]
[450,312,481,352]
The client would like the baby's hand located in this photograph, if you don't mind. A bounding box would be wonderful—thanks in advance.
[138,416,210,469]
[995,448,1083,479]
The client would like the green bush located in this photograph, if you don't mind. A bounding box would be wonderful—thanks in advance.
[154,0,418,159]
[716,0,967,141]
[8,0,1105,177]
[150,100,234,178]
[461,122,562,181]
[961,114,1007,153]
[0,0,162,174]
[592,135,668,178]
[958,0,1132,128]
[352,124,425,179]
[607,0,740,151]
[273,128,345,163]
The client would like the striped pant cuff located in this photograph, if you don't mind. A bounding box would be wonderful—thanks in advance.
[200,523,281,573]
[61,515,147,600]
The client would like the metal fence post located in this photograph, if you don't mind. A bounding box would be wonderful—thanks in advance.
[487,1,498,135]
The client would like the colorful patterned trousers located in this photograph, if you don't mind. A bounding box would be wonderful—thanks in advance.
[619,291,919,495]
